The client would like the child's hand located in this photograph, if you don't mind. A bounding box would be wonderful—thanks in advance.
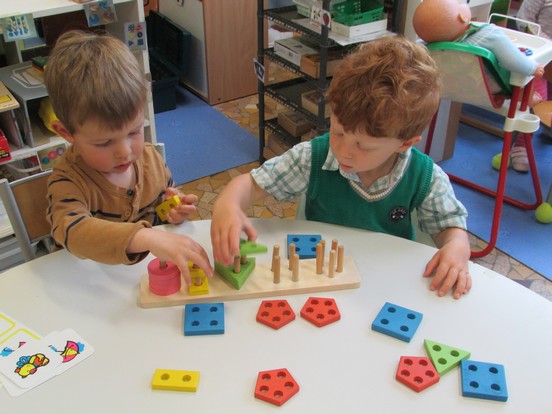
[423,229,471,299]
[133,227,213,285]
[164,188,198,224]
[211,202,257,266]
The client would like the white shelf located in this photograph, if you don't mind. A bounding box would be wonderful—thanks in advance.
[1,0,134,19]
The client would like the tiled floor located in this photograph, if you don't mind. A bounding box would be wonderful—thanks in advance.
[178,92,552,302]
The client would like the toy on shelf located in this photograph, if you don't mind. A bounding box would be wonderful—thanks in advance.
[139,236,360,308]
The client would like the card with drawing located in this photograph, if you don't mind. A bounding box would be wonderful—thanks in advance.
[45,328,95,375]
[0,339,62,391]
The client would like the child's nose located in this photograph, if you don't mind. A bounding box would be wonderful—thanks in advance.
[114,140,132,159]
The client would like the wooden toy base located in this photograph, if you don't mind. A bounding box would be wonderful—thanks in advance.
[139,256,361,308]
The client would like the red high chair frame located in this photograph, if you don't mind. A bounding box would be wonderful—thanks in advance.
[425,81,543,258]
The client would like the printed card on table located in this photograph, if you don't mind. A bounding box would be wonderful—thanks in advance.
[0,339,62,391]
[0,329,94,396]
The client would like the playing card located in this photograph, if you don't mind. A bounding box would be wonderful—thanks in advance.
[0,339,62,391]
[0,330,41,358]
[45,328,94,375]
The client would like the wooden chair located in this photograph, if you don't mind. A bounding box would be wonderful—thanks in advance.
[424,31,552,257]
[0,170,52,262]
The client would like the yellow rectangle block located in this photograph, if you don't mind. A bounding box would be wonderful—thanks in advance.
[151,369,200,392]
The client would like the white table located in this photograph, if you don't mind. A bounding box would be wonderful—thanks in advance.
[1,219,550,413]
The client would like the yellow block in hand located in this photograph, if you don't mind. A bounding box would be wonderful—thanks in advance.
[155,195,181,222]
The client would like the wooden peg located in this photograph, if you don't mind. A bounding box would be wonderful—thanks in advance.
[331,239,338,252]
[159,260,167,269]
[328,249,336,278]
[273,255,281,284]
[320,239,326,263]
[316,242,323,274]
[292,253,299,282]
[337,245,344,272]
[288,243,295,270]
[240,255,247,265]
[233,256,241,273]
[271,244,280,271]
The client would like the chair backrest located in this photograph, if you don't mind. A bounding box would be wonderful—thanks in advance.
[0,170,52,262]
[427,42,512,110]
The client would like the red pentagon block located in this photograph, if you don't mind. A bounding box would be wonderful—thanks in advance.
[396,356,440,392]
[300,297,341,327]
[254,368,300,407]
[256,300,296,330]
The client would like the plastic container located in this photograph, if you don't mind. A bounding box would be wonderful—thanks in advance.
[332,0,384,26]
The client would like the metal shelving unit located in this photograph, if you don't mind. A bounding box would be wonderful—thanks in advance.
[257,1,335,161]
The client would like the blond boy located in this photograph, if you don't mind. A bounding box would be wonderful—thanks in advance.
[45,31,212,282]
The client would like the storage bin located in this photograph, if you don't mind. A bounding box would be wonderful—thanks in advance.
[332,0,383,26]
[147,11,191,113]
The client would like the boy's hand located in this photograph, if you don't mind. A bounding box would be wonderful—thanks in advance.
[423,229,471,299]
[211,202,257,266]
[163,188,198,224]
[132,227,213,285]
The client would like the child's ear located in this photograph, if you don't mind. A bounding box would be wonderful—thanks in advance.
[51,120,75,144]
[397,136,422,152]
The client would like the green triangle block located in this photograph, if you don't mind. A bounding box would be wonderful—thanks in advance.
[215,257,256,290]
[424,339,471,375]
[239,240,267,256]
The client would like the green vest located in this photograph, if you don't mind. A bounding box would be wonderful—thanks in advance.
[305,134,433,240]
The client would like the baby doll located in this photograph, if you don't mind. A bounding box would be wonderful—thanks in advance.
[412,0,545,172]
[412,0,544,80]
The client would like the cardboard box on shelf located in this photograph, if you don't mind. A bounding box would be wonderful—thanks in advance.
[301,90,331,118]
[267,133,295,156]
[277,111,315,138]
[300,49,345,78]
[274,37,318,67]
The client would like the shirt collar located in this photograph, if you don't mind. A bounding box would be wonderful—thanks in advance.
[322,146,413,184]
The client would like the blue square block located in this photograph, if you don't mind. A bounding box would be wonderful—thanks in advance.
[287,234,322,259]
[371,302,423,342]
[460,360,508,402]
[184,303,225,336]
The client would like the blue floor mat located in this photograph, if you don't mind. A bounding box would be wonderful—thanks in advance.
[154,87,259,185]
[438,105,552,280]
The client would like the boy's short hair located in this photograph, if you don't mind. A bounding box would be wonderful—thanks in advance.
[327,36,442,140]
[45,30,148,134]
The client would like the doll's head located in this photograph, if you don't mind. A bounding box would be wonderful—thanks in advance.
[413,0,472,43]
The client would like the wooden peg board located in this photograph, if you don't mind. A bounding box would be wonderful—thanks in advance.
[138,256,361,308]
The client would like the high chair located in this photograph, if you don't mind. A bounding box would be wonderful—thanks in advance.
[424,24,552,258]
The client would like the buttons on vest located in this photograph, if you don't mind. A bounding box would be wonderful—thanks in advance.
[127,189,134,196]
